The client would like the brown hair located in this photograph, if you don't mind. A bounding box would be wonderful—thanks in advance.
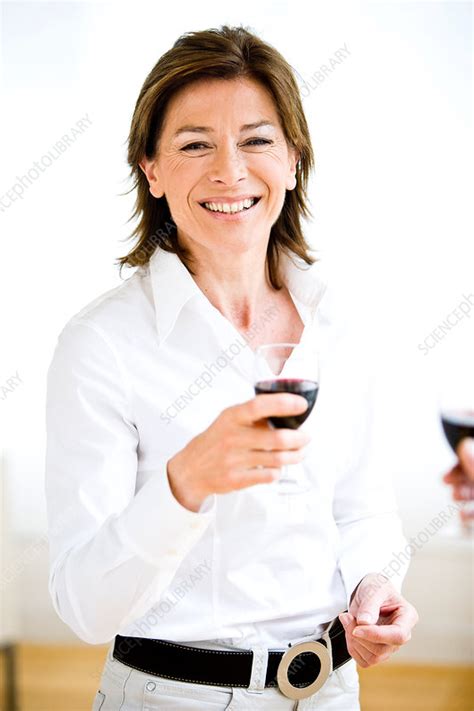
[116,24,317,288]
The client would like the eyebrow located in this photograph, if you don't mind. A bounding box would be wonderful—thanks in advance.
[172,120,276,139]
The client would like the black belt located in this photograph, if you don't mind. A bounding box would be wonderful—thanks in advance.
[113,614,351,701]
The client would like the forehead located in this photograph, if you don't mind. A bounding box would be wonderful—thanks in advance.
[161,77,281,134]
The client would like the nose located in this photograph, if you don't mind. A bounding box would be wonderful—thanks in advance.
[207,143,247,185]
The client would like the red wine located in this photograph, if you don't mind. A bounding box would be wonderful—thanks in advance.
[254,378,319,429]
[441,409,474,452]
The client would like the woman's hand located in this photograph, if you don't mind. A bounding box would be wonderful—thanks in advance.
[166,393,311,511]
[443,438,474,524]
[339,573,419,668]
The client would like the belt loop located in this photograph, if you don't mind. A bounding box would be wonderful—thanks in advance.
[247,645,269,694]
[321,620,334,673]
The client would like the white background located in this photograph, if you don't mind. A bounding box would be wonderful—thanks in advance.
[0,0,472,660]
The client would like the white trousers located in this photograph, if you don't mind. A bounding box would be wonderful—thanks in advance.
[92,640,360,710]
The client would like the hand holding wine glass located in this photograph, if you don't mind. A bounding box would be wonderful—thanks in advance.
[166,392,311,512]
[442,436,474,530]
[439,368,474,534]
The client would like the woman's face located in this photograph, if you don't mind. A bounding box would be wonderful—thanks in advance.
[139,77,299,257]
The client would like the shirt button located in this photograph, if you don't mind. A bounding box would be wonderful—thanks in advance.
[146,681,156,691]
[167,549,178,556]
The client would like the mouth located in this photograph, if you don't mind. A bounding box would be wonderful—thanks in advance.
[198,196,261,215]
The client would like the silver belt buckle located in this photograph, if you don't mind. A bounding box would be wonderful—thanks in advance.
[276,623,334,701]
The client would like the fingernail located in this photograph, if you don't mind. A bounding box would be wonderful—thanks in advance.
[339,613,349,626]
[357,613,373,624]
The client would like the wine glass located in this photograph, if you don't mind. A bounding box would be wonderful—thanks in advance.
[253,342,319,494]
[439,372,474,535]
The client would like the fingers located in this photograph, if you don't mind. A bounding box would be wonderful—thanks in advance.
[227,468,280,490]
[442,463,464,483]
[442,465,474,500]
[457,438,474,481]
[443,438,474,487]
[352,602,418,646]
[222,424,311,470]
[341,576,419,668]
[241,425,311,452]
[349,574,397,625]
[451,483,474,501]
[237,393,309,426]
[339,613,398,668]
[443,464,471,485]
[241,447,307,469]
[443,464,467,484]
[231,413,311,471]
[351,635,396,659]
[352,622,411,646]
[346,633,394,656]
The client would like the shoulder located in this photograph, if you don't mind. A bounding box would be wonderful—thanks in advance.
[55,265,153,347]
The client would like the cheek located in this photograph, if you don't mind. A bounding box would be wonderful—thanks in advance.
[167,197,197,227]
[160,154,200,190]
[250,155,290,189]
[160,160,200,216]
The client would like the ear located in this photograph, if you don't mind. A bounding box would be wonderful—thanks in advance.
[286,147,300,191]
[139,156,165,199]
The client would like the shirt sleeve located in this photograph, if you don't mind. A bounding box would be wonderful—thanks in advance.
[331,318,410,606]
[45,319,215,645]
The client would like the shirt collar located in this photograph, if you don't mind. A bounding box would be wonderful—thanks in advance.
[149,247,328,345]
[278,249,328,318]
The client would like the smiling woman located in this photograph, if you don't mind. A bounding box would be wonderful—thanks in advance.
[45,23,418,711]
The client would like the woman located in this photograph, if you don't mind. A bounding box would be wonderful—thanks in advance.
[45,25,418,710]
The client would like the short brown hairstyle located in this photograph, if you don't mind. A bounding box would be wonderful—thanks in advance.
[117,24,317,288]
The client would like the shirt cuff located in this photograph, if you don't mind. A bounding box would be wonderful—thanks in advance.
[115,468,216,567]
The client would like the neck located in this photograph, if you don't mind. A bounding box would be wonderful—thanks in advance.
[184,242,277,329]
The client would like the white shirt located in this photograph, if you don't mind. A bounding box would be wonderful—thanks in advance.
[45,246,409,649]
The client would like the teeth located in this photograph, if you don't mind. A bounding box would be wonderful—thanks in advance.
[203,198,256,213]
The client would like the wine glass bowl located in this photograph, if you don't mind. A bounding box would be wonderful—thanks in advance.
[440,409,474,453]
[254,378,319,430]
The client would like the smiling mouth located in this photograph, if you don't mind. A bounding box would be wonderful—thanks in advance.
[199,196,261,214]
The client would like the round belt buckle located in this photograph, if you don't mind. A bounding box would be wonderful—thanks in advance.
[276,640,331,701]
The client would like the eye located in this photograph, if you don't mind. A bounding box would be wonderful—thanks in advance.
[245,138,272,146]
[181,142,209,151]
[180,138,273,152]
